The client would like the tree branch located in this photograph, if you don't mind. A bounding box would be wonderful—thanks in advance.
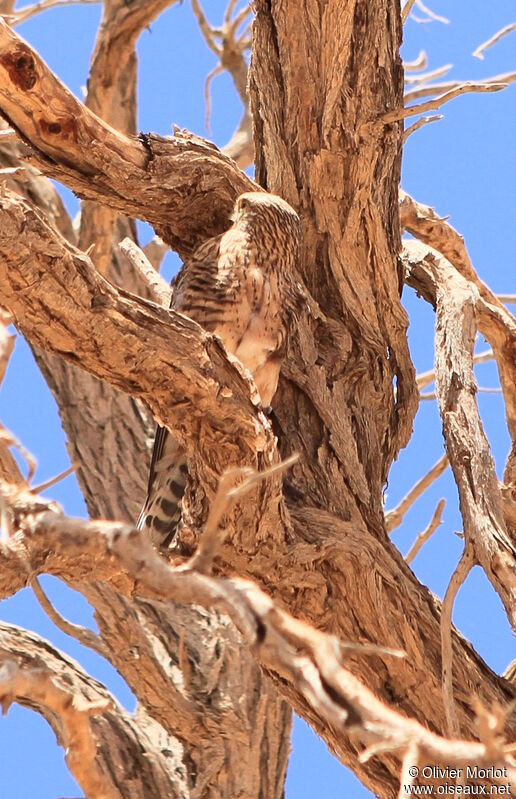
[30,577,107,658]
[400,192,516,487]
[0,190,272,475]
[386,454,449,533]
[9,0,99,26]
[404,50,428,71]
[405,498,445,564]
[1,490,515,794]
[473,23,516,60]
[404,64,453,84]
[404,240,516,627]
[440,546,475,738]
[0,311,23,484]
[0,306,13,387]
[0,19,254,255]
[401,0,417,24]
[413,0,449,25]
[403,72,516,103]
[0,622,184,798]
[191,0,254,168]
[416,350,494,392]
[118,237,171,307]
[403,113,442,141]
[383,82,508,124]
[78,0,177,275]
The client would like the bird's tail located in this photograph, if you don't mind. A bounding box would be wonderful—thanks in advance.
[137,434,188,549]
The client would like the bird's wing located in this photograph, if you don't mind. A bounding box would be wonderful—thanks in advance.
[172,228,252,346]
[138,231,252,544]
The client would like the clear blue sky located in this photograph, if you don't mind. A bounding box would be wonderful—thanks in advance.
[0,2,514,796]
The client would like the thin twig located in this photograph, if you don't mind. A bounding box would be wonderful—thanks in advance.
[503,659,516,683]
[11,0,99,26]
[0,425,36,484]
[386,454,449,533]
[119,238,171,307]
[414,0,449,25]
[421,386,502,401]
[339,641,405,659]
[405,498,445,564]
[228,2,252,37]
[31,577,107,658]
[404,71,516,103]
[32,465,75,494]
[0,166,25,180]
[416,350,494,391]
[228,454,299,500]
[498,294,516,304]
[384,82,507,124]
[474,700,515,759]
[224,0,240,26]
[204,63,223,131]
[403,114,442,141]
[236,33,251,50]
[404,64,453,85]
[474,386,503,395]
[410,13,434,25]
[403,51,427,71]
[473,23,516,60]
[441,547,475,737]
[191,0,221,56]
[401,0,417,24]
[185,454,299,574]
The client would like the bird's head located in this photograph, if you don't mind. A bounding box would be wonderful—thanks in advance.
[231,192,301,255]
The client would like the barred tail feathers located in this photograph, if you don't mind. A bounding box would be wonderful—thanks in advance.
[137,433,187,549]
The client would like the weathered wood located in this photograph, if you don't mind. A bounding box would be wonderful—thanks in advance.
[0,4,515,798]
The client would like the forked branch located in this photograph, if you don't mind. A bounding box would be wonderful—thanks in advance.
[404,241,516,628]
[0,19,255,255]
[0,622,182,798]
[1,480,515,790]
[400,191,516,487]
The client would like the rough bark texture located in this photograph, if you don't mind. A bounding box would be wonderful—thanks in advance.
[400,191,516,488]
[0,3,515,799]
[404,242,516,624]
[0,623,186,799]
[2,506,515,793]
[0,7,292,799]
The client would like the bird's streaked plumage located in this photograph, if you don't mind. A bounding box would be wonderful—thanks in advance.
[138,191,302,548]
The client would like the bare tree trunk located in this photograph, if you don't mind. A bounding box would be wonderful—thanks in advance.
[0,2,515,799]
[0,3,292,797]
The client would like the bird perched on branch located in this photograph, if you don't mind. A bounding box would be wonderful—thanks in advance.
[138,191,302,548]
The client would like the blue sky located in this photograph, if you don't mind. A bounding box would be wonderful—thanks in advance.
[0,2,515,797]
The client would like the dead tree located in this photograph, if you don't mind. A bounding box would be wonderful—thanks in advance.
[0,1,515,797]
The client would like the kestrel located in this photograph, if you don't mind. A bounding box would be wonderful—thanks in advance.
[138,191,302,548]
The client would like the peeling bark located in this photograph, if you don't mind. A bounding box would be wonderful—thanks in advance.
[0,3,515,799]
